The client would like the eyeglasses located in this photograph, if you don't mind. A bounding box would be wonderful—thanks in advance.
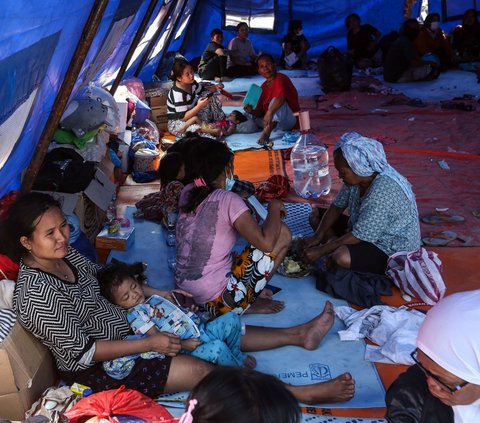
[410,350,469,394]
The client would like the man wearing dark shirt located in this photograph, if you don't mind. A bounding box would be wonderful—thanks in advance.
[198,29,232,82]
[346,14,382,68]
[384,19,439,82]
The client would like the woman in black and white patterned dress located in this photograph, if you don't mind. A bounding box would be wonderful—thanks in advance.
[7,193,210,397]
[4,192,355,403]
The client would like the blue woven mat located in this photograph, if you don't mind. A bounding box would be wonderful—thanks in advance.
[110,207,385,410]
[283,202,315,237]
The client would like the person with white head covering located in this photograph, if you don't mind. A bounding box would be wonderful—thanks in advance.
[304,132,420,274]
[386,290,480,422]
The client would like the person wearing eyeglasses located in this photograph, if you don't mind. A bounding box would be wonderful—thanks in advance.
[386,290,480,422]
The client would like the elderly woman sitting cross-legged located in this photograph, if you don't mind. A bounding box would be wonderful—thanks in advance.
[303,132,421,275]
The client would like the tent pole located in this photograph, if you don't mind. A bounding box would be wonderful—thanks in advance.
[133,1,172,78]
[110,0,160,95]
[21,0,109,194]
[154,0,190,76]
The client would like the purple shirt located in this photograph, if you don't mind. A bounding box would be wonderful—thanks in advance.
[175,186,249,303]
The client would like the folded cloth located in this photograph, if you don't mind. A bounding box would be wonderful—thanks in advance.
[317,266,392,308]
[255,175,290,202]
[281,131,300,144]
[335,305,425,364]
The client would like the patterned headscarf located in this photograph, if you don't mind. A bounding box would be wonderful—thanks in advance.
[417,290,480,422]
[334,132,416,205]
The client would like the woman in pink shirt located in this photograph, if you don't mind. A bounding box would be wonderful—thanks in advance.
[175,139,289,315]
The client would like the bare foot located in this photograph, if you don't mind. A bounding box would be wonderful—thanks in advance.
[257,132,270,145]
[258,288,273,299]
[243,355,257,369]
[181,338,202,352]
[302,301,335,350]
[300,373,355,404]
[245,298,285,314]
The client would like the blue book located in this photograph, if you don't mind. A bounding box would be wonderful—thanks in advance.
[243,84,262,108]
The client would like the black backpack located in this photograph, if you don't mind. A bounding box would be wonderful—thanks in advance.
[33,148,97,193]
[317,46,353,93]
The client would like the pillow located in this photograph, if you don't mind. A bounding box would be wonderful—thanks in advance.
[0,279,15,309]
[236,118,260,134]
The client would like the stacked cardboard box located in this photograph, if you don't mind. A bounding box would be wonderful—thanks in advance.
[149,95,168,131]
[0,323,56,420]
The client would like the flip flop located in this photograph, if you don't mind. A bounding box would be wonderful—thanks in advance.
[422,231,457,246]
[457,234,474,244]
[422,215,465,225]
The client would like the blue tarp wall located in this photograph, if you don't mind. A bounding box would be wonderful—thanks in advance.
[182,0,459,60]
[0,0,465,198]
[183,0,405,60]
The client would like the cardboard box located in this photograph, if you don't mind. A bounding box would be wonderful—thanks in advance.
[114,96,129,142]
[0,323,55,420]
[37,168,116,242]
[151,105,168,131]
[144,81,171,102]
[149,95,167,108]
[40,168,115,214]
[95,226,135,251]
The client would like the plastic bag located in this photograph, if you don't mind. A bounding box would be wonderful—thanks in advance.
[78,83,121,134]
[26,386,79,423]
[62,385,175,423]
[121,77,146,101]
[317,46,353,92]
[386,247,446,305]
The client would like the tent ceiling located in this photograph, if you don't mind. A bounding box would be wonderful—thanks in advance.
[0,0,460,197]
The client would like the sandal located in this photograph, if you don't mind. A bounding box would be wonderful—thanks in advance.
[457,234,474,244]
[422,231,457,246]
[422,215,465,225]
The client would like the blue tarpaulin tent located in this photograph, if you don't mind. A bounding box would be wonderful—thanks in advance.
[0,0,463,197]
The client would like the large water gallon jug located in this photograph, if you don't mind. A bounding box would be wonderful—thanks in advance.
[290,111,331,198]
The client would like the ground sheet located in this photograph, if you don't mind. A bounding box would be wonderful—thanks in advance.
[110,69,480,419]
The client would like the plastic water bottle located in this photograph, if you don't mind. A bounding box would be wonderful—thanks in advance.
[106,193,117,223]
[165,211,177,247]
[166,230,176,247]
[290,111,331,198]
